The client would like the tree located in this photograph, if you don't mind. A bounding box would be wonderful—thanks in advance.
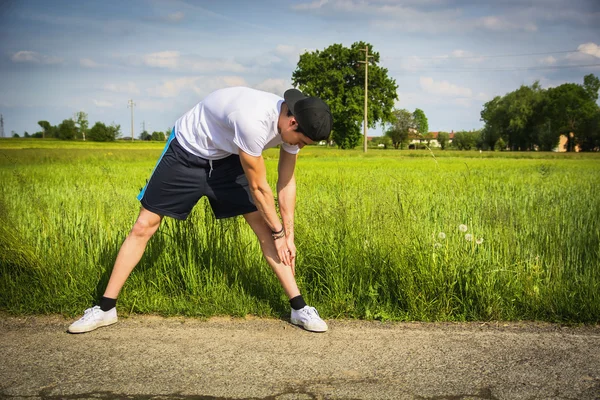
[140,130,151,141]
[495,137,506,151]
[292,42,398,149]
[370,136,392,149]
[74,111,89,141]
[88,122,120,142]
[545,83,597,152]
[37,120,55,139]
[577,108,600,151]
[56,119,77,140]
[151,131,165,141]
[480,96,507,150]
[437,131,449,150]
[453,130,479,150]
[583,73,600,102]
[12,132,19,138]
[412,108,429,138]
[385,109,413,149]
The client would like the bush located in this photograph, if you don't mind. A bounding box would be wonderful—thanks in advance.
[88,122,120,142]
[495,138,506,151]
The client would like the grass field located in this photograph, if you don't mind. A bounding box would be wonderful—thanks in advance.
[1,138,599,323]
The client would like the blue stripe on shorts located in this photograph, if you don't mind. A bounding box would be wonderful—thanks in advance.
[137,129,176,201]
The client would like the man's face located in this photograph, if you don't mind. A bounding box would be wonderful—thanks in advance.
[280,118,314,149]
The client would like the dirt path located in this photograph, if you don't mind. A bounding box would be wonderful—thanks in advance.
[0,315,599,400]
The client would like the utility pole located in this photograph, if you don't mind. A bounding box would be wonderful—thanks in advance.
[359,45,372,153]
[128,99,136,141]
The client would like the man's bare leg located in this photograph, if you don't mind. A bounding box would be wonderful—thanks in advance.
[68,207,163,333]
[243,211,327,332]
[243,211,300,299]
[103,207,163,298]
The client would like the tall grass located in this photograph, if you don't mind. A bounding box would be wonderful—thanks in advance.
[1,143,599,322]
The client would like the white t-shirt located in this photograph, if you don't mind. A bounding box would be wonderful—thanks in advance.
[174,86,300,160]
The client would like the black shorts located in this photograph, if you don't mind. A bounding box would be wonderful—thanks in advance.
[137,132,257,220]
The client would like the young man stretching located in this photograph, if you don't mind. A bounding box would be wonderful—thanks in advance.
[68,87,332,333]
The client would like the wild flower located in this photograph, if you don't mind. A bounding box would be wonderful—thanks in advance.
[476,238,484,245]
[465,233,473,241]
[459,224,468,232]
[438,232,446,240]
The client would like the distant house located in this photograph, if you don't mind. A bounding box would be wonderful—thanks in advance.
[409,131,455,148]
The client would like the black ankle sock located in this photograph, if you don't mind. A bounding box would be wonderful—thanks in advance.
[99,296,117,311]
[289,295,307,311]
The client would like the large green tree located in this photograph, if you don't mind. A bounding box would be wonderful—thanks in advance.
[545,83,597,152]
[74,111,89,141]
[56,119,77,140]
[481,74,599,152]
[88,122,121,142]
[583,73,600,102]
[385,109,413,149]
[437,131,450,150]
[292,42,398,149]
[412,108,429,137]
[37,120,55,139]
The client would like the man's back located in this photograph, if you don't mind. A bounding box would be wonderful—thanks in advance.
[174,87,294,159]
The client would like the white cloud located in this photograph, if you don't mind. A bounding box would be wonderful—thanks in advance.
[419,77,472,97]
[104,82,140,95]
[254,79,289,95]
[292,0,328,10]
[188,59,246,73]
[147,76,247,98]
[143,51,180,69]
[11,51,62,64]
[578,43,600,58]
[134,51,246,73]
[93,99,113,108]
[475,16,537,32]
[147,77,197,98]
[274,45,310,65]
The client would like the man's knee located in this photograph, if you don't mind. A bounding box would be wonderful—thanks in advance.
[130,216,161,238]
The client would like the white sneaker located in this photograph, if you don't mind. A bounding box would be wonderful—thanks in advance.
[290,306,328,332]
[68,306,118,333]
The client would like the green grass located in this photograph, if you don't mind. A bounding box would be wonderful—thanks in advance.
[1,140,599,322]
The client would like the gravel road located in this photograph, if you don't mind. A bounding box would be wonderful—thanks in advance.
[1,314,599,400]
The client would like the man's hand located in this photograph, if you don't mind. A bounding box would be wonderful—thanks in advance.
[274,236,292,267]
[286,236,296,276]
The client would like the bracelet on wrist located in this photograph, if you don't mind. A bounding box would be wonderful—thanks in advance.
[271,227,285,240]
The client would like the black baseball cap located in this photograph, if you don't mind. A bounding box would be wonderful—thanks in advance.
[284,89,333,141]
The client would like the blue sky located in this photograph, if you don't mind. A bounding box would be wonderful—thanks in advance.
[1,0,599,138]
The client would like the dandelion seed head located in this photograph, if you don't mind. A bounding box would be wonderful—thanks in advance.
[438,232,446,240]
[465,233,473,241]
[434,242,442,249]
[459,224,468,232]
[476,238,484,245]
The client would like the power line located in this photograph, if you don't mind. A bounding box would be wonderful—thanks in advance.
[382,49,582,61]
[391,63,600,72]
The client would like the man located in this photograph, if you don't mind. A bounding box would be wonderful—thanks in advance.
[68,86,332,333]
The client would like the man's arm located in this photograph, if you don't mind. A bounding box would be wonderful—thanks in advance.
[239,150,292,266]
[277,148,298,274]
